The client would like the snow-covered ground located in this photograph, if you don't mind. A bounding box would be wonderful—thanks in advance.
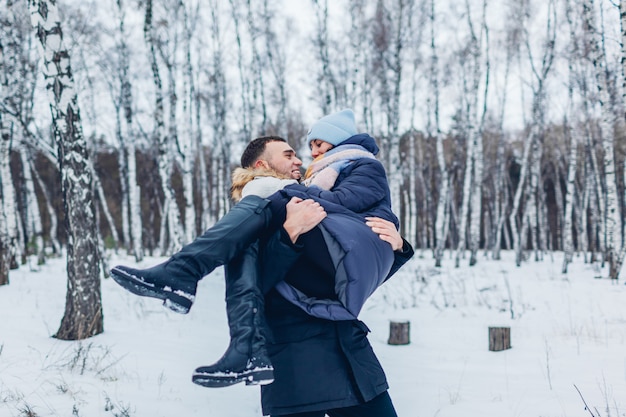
[1,251,624,416]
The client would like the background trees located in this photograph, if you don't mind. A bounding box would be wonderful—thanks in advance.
[2,0,626,318]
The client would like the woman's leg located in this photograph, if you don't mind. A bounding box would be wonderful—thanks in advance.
[192,242,274,387]
[110,195,274,314]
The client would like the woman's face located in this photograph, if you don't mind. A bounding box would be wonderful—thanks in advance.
[310,139,334,159]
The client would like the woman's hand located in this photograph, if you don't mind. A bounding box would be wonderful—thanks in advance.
[365,217,403,251]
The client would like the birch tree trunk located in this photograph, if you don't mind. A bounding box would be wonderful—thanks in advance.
[246,0,267,133]
[94,173,118,248]
[454,0,488,268]
[312,0,336,114]
[407,136,417,246]
[263,0,288,139]
[194,57,209,231]
[587,132,605,261]
[511,0,556,266]
[527,126,543,261]
[429,0,449,267]
[614,0,626,276]
[209,0,230,220]
[491,47,512,261]
[455,133,474,268]
[562,129,579,273]
[115,0,143,261]
[468,0,488,266]
[228,0,252,142]
[32,159,61,254]
[28,0,102,340]
[346,0,375,131]
[0,21,9,284]
[20,150,45,265]
[144,0,183,254]
[584,0,621,279]
[348,0,366,113]
[156,0,194,245]
[371,0,414,216]
[0,111,13,285]
[562,0,584,273]
[181,0,197,242]
[1,0,28,273]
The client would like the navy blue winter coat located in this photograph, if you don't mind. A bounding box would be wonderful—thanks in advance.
[258,226,414,415]
[295,133,398,228]
[272,133,399,320]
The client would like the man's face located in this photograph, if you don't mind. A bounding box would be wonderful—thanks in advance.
[261,141,303,180]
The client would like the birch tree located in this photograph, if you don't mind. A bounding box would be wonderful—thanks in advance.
[469,0,489,266]
[20,149,45,265]
[372,0,414,213]
[562,0,585,273]
[583,0,622,279]
[228,0,252,142]
[509,0,556,266]
[154,0,197,245]
[0,47,6,283]
[113,0,143,261]
[1,0,25,277]
[28,0,102,339]
[311,0,338,114]
[490,6,518,260]
[208,0,230,220]
[180,0,198,242]
[0,101,14,285]
[614,0,626,276]
[348,0,376,131]
[262,0,289,139]
[144,0,184,254]
[454,0,489,268]
[429,0,449,266]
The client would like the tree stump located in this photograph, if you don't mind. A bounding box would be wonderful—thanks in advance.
[488,327,511,351]
[388,321,410,345]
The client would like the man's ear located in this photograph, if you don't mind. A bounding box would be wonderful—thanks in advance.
[254,159,269,169]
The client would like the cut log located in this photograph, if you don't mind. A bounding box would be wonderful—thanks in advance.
[388,321,410,345]
[488,326,511,351]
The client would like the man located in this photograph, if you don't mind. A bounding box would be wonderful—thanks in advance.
[111,135,413,416]
[236,137,413,417]
[199,135,413,416]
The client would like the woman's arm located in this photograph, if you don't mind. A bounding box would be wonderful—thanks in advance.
[293,159,390,214]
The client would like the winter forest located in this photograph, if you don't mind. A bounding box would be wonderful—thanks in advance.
[1,0,626,341]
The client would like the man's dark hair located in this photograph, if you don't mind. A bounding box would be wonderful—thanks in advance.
[240,136,286,168]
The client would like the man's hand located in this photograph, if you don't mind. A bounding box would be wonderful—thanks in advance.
[283,197,327,243]
[365,217,403,251]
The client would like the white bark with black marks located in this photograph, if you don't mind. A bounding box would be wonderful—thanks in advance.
[429,0,448,267]
[144,0,183,254]
[584,0,621,279]
[27,0,102,340]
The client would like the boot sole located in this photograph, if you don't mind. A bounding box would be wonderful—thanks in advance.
[110,267,193,314]
[191,367,274,388]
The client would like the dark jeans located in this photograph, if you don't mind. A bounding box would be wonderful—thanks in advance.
[272,391,398,417]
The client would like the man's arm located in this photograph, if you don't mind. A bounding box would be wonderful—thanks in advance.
[282,197,327,243]
[365,216,415,281]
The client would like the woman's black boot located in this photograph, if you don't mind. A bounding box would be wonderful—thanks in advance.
[110,196,272,314]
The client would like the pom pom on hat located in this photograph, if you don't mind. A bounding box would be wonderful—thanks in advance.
[306,109,357,146]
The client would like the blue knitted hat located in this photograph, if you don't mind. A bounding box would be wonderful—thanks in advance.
[306,109,357,146]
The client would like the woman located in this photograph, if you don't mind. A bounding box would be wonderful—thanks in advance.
[111,109,410,390]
